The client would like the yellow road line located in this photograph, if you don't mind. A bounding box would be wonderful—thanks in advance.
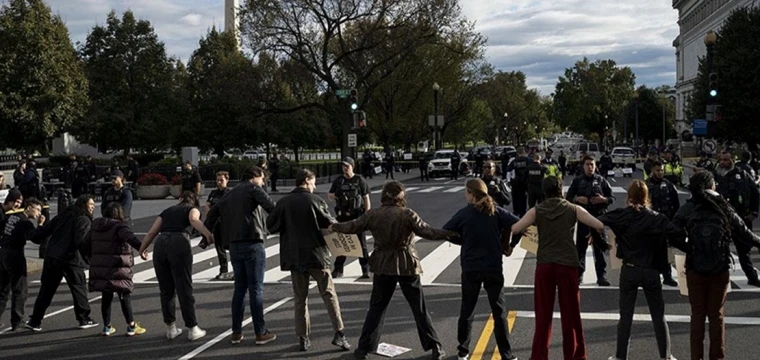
[470,314,495,360]
[492,311,518,360]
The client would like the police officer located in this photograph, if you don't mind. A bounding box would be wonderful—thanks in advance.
[328,157,371,279]
[737,151,757,180]
[269,152,281,192]
[643,150,659,180]
[646,160,680,286]
[473,150,485,178]
[450,150,462,181]
[500,148,511,178]
[384,151,395,180]
[542,149,561,179]
[362,150,374,179]
[418,153,430,182]
[566,155,614,286]
[558,150,567,177]
[181,161,203,195]
[481,160,511,208]
[71,161,90,199]
[526,153,545,208]
[599,151,613,179]
[101,170,133,223]
[695,151,715,173]
[506,148,531,216]
[713,150,760,286]
[662,150,683,186]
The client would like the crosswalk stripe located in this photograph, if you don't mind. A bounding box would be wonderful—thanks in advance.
[581,249,598,286]
[420,241,460,285]
[503,238,528,287]
[417,186,444,193]
[443,186,466,193]
[405,187,420,193]
[332,236,373,283]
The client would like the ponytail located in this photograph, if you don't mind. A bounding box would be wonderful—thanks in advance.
[465,178,496,216]
[474,195,496,216]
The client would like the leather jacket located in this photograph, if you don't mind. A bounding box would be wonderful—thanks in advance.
[205,182,275,245]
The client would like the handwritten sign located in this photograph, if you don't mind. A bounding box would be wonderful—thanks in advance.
[324,232,364,258]
[675,254,689,296]
[519,226,539,254]
[403,153,412,160]
[607,228,623,270]
[375,343,411,358]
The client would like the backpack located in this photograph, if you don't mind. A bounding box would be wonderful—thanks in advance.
[687,212,732,275]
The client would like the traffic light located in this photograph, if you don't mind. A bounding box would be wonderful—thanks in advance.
[708,73,718,97]
[352,111,366,128]
[349,88,358,110]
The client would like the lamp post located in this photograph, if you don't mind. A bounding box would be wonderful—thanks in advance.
[660,90,667,145]
[633,92,639,147]
[503,112,508,145]
[432,82,441,150]
[704,30,717,139]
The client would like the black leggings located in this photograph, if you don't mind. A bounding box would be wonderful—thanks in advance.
[102,291,134,326]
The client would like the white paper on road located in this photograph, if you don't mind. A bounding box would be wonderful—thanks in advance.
[325,232,364,257]
[375,343,411,358]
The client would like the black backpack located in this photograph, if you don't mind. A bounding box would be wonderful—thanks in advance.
[687,211,732,275]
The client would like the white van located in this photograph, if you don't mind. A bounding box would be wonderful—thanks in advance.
[571,142,601,160]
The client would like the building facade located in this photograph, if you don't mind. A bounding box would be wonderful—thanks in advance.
[671,0,756,135]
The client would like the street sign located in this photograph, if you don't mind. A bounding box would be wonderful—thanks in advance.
[693,119,708,136]
[427,115,444,127]
[336,89,351,98]
[348,133,357,147]
[702,139,717,154]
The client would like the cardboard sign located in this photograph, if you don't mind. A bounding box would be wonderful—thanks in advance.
[675,254,689,296]
[374,166,383,174]
[375,343,412,358]
[518,225,539,254]
[0,189,7,204]
[607,170,615,176]
[607,228,622,270]
[324,232,365,258]
[622,167,633,174]
[403,153,412,160]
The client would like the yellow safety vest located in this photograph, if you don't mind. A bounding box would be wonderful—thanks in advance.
[544,164,561,180]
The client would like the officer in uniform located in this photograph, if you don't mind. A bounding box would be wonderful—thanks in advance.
[71,161,90,199]
[101,170,133,223]
[384,151,395,180]
[328,157,371,279]
[566,155,614,286]
[642,150,659,180]
[599,151,613,179]
[269,153,280,192]
[737,151,757,180]
[181,161,203,195]
[500,148,511,178]
[542,149,561,180]
[646,160,680,286]
[362,150,374,179]
[558,150,567,177]
[506,148,532,216]
[473,150,485,178]
[481,160,511,208]
[713,150,760,286]
[526,153,545,208]
[418,153,430,181]
[695,151,715,173]
[662,150,683,186]
[450,150,462,181]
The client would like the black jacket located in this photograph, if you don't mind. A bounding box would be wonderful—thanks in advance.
[205,182,276,245]
[266,188,335,271]
[600,207,685,273]
[32,207,92,268]
[0,211,40,251]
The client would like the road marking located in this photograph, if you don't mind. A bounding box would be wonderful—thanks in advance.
[420,241,461,285]
[471,314,495,360]
[418,186,444,193]
[179,288,307,360]
[404,187,419,193]
[503,244,527,288]
[581,248,598,285]
[492,311,517,360]
[332,236,374,284]
[0,294,106,334]
[513,310,760,325]
[443,186,466,193]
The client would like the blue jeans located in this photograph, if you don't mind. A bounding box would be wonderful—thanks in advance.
[230,241,266,335]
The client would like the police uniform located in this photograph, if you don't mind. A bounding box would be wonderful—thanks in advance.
[566,172,615,285]
[526,161,545,208]
[481,175,511,208]
[384,153,395,180]
[362,151,374,179]
[182,168,203,194]
[646,176,680,285]
[72,163,90,199]
[473,152,485,177]
[506,155,531,216]
[0,210,40,329]
[695,157,715,173]
[450,152,462,180]
[500,150,510,178]
[662,160,683,186]
[329,173,370,277]
[542,156,561,180]
[418,154,430,181]
[714,167,760,285]
[101,186,133,223]
[643,156,658,180]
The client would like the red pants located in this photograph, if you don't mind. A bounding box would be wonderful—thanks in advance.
[532,263,586,360]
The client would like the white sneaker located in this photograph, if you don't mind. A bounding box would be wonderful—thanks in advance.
[458,355,469,360]
[166,324,183,340]
[187,326,207,341]
[607,357,622,360]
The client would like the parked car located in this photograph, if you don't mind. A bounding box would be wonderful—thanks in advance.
[494,145,517,159]
[610,146,636,177]
[429,150,455,178]
[243,150,263,160]
[468,146,493,161]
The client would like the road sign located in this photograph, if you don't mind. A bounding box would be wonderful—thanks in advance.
[336,89,351,98]
[693,119,708,136]
[428,115,444,127]
[348,133,357,147]
[702,139,717,154]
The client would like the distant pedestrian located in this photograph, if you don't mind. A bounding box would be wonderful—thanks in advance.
[84,202,146,337]
[101,170,133,223]
[267,169,351,352]
[139,191,214,341]
[329,180,456,360]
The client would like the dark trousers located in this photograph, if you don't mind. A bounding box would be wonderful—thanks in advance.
[474,162,483,177]
[357,274,441,353]
[270,173,278,192]
[420,168,429,181]
[153,233,198,327]
[532,263,585,360]
[72,179,88,198]
[29,257,90,325]
[364,163,374,179]
[735,218,758,281]
[213,226,228,274]
[0,250,28,327]
[527,185,544,208]
[615,265,671,359]
[686,270,729,360]
[576,223,607,279]
[457,271,514,358]
[385,165,394,179]
[511,183,527,217]
[333,215,369,273]
[451,163,460,180]
[101,291,134,326]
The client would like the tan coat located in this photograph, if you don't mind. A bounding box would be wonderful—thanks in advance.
[331,204,455,276]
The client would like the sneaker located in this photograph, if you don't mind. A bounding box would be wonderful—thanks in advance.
[432,345,446,360]
[354,349,368,360]
[299,336,310,351]
[332,332,351,350]
[78,319,99,329]
[332,271,343,279]
[166,324,183,340]
[457,354,469,360]
[187,326,207,341]
[607,357,622,360]
[360,272,370,279]
[126,322,146,336]
[231,332,244,345]
[664,356,677,360]
[663,277,678,287]
[25,321,41,332]
[102,326,116,336]
[255,330,276,345]
[215,272,235,281]
[10,323,19,331]
[597,278,611,287]
[747,278,760,287]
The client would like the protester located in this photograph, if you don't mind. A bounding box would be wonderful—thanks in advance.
[599,180,682,360]
[203,171,232,280]
[329,180,456,360]
[511,176,604,360]
[267,169,350,352]
[84,202,146,337]
[139,191,214,341]
[443,178,519,360]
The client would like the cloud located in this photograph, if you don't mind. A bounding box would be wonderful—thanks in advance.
[42,0,679,94]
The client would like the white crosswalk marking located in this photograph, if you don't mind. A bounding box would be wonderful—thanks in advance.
[503,237,527,287]
[332,236,373,284]
[419,241,460,285]
[405,187,420,193]
[417,186,444,193]
[581,249,598,286]
[443,186,465,193]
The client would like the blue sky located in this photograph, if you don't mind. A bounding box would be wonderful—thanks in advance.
[44,0,680,95]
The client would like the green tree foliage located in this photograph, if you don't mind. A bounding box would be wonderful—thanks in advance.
[77,10,177,153]
[476,71,547,145]
[623,86,676,144]
[0,0,89,150]
[686,7,760,148]
[553,58,636,142]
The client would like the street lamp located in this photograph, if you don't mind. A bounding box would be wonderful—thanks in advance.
[633,92,640,147]
[659,90,667,145]
[503,112,508,145]
[432,82,441,150]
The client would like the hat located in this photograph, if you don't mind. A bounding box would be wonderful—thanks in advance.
[341,157,355,168]
[648,149,657,155]
[111,170,125,178]
[4,189,22,204]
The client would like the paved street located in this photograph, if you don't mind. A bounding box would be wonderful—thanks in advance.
[3,169,760,360]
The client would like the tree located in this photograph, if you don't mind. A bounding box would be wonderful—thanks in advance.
[76,10,177,153]
[0,0,89,151]
[686,7,760,149]
[624,86,676,145]
[476,71,546,146]
[553,58,636,145]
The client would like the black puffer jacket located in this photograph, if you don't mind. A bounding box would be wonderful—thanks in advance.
[84,218,142,293]
[205,182,276,245]
[32,206,92,268]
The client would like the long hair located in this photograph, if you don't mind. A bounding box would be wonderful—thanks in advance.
[688,171,733,240]
[102,202,126,222]
[73,194,94,219]
[380,180,407,207]
[627,180,651,211]
[178,191,200,207]
[466,178,495,216]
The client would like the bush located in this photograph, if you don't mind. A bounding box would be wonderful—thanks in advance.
[170,174,182,185]
[149,156,181,167]
[137,173,168,186]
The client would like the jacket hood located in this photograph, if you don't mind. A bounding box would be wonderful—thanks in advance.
[536,197,573,220]
[91,217,121,232]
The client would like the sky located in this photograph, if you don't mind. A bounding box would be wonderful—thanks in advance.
[43,0,680,95]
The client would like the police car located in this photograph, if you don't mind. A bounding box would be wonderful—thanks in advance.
[610,146,636,177]
[429,150,455,178]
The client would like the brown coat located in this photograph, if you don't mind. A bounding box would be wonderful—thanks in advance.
[331,204,455,276]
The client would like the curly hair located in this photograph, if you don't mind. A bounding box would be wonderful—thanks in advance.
[688,171,733,241]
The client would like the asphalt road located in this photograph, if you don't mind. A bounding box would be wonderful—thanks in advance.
[3,170,760,360]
